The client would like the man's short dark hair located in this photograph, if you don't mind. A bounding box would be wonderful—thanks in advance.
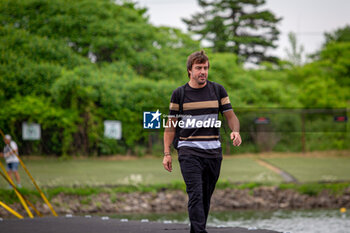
[186,50,210,78]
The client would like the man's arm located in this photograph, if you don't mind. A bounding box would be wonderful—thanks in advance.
[3,151,11,158]
[4,144,18,157]
[8,148,18,157]
[163,117,177,172]
[223,110,242,146]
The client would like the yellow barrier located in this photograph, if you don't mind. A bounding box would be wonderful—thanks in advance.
[25,199,43,217]
[0,201,23,219]
[0,170,42,217]
[0,164,33,218]
[0,129,57,217]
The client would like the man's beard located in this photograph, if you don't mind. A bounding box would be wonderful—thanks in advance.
[196,75,207,85]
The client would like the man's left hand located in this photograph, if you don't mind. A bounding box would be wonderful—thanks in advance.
[230,132,242,146]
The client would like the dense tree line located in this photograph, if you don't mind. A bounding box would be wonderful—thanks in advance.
[0,0,349,156]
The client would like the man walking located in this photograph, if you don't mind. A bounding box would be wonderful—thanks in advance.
[163,50,241,233]
[1,135,21,188]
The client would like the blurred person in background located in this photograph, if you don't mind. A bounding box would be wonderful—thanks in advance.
[0,134,21,188]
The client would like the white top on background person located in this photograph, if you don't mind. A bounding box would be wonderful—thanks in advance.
[3,135,19,163]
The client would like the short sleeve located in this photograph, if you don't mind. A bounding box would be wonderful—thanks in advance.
[218,84,233,113]
[10,141,18,151]
[169,88,180,116]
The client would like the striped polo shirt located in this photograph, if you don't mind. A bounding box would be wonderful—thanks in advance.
[169,81,233,158]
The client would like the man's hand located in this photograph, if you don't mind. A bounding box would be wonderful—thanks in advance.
[0,152,3,157]
[230,132,242,146]
[162,155,172,172]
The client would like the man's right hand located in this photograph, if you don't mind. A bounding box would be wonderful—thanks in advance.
[162,155,172,172]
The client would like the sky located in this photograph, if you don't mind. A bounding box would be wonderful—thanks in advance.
[135,0,350,60]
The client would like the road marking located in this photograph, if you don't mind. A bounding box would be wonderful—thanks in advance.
[255,158,298,182]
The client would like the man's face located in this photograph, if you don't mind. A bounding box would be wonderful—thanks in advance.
[4,139,10,144]
[189,61,209,85]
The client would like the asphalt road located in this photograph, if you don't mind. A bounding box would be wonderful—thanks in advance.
[0,216,282,233]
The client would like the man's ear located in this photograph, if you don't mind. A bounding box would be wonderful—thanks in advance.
[188,69,192,78]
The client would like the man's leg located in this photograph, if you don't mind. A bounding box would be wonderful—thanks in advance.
[6,164,15,188]
[7,170,14,181]
[6,170,15,188]
[202,157,222,223]
[14,171,21,185]
[12,163,21,186]
[179,156,207,233]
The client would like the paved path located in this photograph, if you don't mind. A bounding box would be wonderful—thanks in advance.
[255,158,298,182]
[0,216,281,233]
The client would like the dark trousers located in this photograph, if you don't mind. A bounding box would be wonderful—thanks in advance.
[179,155,222,233]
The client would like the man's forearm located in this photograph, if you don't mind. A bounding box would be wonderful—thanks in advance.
[162,119,175,172]
[229,114,240,132]
[224,110,240,133]
[163,118,176,154]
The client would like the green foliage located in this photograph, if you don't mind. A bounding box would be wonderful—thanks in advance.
[305,132,349,151]
[0,0,147,59]
[278,182,350,196]
[0,188,40,204]
[47,186,101,198]
[284,32,305,66]
[46,182,187,196]
[80,196,92,205]
[323,24,350,48]
[183,0,281,64]
[98,138,127,155]
[0,0,194,155]
[2,182,348,204]
[0,95,79,155]
[0,26,87,99]
[299,76,347,108]
[0,0,199,80]
[287,42,350,109]
[319,42,350,87]
[216,180,266,190]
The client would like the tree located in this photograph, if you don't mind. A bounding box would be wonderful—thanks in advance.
[0,0,199,80]
[324,25,350,47]
[0,0,200,156]
[0,0,153,63]
[0,26,88,99]
[310,24,350,60]
[288,42,350,108]
[183,0,281,64]
[284,32,305,66]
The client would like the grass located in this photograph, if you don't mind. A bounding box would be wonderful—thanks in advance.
[220,157,282,183]
[0,156,281,189]
[278,182,350,196]
[1,181,349,205]
[1,153,350,189]
[264,157,350,182]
